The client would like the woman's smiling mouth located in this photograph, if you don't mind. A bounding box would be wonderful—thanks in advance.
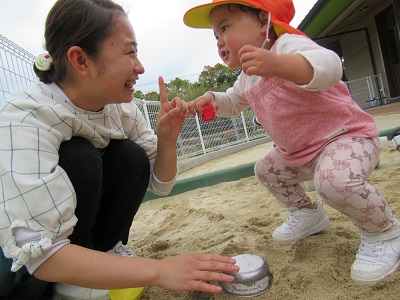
[124,80,135,88]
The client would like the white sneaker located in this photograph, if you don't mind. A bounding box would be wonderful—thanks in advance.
[52,283,109,300]
[272,201,330,243]
[351,229,400,285]
[52,241,135,299]
[107,241,137,257]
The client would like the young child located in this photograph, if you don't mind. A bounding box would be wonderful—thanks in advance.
[0,0,239,299]
[184,0,400,285]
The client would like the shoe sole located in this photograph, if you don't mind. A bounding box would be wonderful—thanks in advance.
[350,260,400,286]
[272,216,330,243]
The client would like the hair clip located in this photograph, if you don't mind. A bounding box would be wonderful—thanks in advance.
[35,53,54,71]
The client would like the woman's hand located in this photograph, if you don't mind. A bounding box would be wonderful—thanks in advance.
[154,253,238,293]
[156,76,190,142]
[153,76,189,182]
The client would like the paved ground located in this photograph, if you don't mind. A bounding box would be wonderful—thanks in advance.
[365,101,400,115]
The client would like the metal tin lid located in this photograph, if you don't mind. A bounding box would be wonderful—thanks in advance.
[221,254,273,298]
[227,254,270,283]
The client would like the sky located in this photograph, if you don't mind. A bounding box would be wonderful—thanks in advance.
[0,0,317,94]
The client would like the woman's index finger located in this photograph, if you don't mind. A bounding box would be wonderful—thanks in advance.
[158,76,168,104]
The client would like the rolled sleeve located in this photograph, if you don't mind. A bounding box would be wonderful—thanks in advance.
[0,124,77,271]
[147,158,177,196]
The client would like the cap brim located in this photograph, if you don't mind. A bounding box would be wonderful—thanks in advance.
[183,1,309,39]
[183,1,254,28]
[272,18,309,38]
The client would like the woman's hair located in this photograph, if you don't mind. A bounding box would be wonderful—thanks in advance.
[34,0,126,84]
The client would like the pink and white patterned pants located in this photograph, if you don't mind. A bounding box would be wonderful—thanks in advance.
[255,137,398,233]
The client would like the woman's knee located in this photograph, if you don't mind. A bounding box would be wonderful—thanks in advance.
[59,137,102,187]
[59,137,100,165]
[105,139,150,175]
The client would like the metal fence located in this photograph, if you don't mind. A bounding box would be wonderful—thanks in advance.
[0,34,38,103]
[135,99,267,159]
[344,74,387,109]
[0,33,390,161]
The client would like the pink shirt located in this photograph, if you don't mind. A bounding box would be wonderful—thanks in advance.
[213,34,379,167]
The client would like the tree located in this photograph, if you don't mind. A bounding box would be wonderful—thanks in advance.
[166,78,191,101]
[185,81,210,101]
[198,63,241,91]
[133,63,242,100]
[134,90,145,100]
[144,91,160,101]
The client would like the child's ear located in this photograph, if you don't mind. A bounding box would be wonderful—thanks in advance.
[258,10,270,31]
[259,10,277,44]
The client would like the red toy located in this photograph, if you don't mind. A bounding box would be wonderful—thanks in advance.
[201,106,216,122]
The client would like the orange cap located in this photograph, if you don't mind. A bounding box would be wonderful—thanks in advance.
[183,0,308,38]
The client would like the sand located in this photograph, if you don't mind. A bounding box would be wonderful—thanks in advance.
[129,108,400,300]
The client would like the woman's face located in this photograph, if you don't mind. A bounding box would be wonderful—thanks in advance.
[86,14,145,110]
[210,5,265,68]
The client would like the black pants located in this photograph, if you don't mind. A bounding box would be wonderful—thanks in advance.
[0,137,150,299]
[59,137,150,251]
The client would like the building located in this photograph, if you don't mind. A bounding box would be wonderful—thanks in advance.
[298,0,400,108]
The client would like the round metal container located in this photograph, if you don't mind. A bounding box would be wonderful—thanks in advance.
[220,254,272,298]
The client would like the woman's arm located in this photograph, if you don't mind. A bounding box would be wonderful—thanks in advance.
[34,244,238,293]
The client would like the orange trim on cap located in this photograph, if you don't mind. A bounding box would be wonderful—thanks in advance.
[183,0,308,38]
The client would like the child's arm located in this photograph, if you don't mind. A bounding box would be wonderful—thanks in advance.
[34,243,238,293]
[238,35,342,90]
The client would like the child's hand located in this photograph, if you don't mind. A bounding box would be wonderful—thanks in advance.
[239,45,314,84]
[156,76,190,142]
[187,92,218,117]
[155,253,238,293]
[238,45,276,78]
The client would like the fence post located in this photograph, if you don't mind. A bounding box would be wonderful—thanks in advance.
[375,74,386,104]
[366,76,376,105]
[141,100,151,127]
[240,111,250,142]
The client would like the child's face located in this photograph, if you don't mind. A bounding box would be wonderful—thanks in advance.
[87,15,144,109]
[210,4,265,68]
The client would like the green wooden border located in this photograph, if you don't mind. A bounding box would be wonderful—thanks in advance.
[144,162,255,202]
